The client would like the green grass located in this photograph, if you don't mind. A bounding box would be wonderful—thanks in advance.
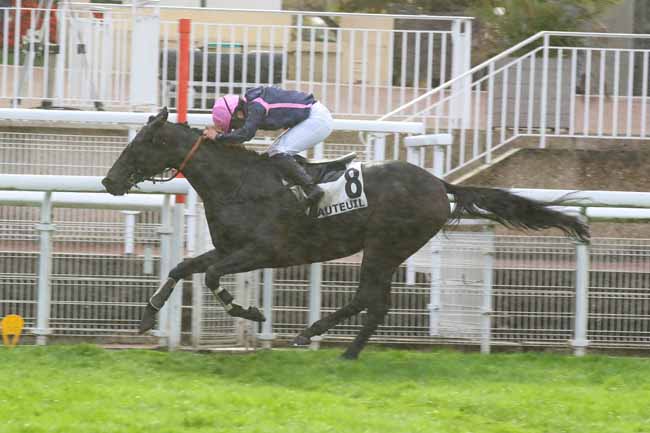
[1,345,650,433]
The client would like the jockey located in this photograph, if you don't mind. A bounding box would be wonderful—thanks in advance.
[204,86,333,209]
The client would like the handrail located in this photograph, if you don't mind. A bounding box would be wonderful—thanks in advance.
[378,31,650,121]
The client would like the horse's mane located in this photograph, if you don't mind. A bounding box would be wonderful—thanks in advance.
[174,121,267,162]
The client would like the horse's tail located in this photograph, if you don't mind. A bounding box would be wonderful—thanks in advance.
[442,181,590,243]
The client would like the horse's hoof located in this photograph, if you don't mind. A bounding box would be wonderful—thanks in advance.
[229,305,266,322]
[139,304,157,334]
[291,335,311,347]
[246,306,266,322]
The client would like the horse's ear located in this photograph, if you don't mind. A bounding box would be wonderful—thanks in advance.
[149,107,168,128]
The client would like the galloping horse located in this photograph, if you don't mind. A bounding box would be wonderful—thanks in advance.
[102,108,589,359]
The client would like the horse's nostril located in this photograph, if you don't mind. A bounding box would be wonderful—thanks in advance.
[101,178,112,189]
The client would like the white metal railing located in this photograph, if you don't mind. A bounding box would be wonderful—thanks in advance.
[0,178,188,347]
[158,10,472,117]
[4,165,650,353]
[0,5,134,109]
[380,31,650,177]
[256,233,650,354]
[0,4,472,115]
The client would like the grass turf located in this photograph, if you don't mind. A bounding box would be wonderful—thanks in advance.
[1,345,649,433]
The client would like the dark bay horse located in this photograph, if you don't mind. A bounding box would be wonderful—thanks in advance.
[102,108,589,359]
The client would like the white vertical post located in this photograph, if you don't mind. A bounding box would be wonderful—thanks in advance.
[405,148,418,287]
[372,133,387,161]
[259,268,274,348]
[308,262,322,350]
[404,134,451,287]
[129,5,160,109]
[480,226,494,354]
[156,195,173,346]
[461,20,472,129]
[450,19,472,127]
[12,0,21,107]
[432,144,446,178]
[55,5,66,105]
[295,14,303,90]
[35,192,55,345]
[406,145,419,166]
[314,142,325,159]
[572,235,590,356]
[539,33,550,149]
[235,272,257,349]
[122,211,139,255]
[405,260,417,286]
[428,234,442,336]
[166,201,185,350]
[485,62,495,164]
[185,188,198,256]
[191,215,208,348]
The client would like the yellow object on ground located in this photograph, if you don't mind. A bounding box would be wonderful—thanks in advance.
[1,315,24,347]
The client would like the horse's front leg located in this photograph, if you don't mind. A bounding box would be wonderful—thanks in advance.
[140,246,270,333]
[203,246,271,322]
[139,249,220,333]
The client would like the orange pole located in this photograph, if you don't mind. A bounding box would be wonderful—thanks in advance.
[176,18,191,204]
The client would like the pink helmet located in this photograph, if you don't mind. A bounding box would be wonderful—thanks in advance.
[212,94,241,133]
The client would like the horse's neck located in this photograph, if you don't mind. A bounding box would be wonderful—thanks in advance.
[177,135,276,205]
[181,148,242,202]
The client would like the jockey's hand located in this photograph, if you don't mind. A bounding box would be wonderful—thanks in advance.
[203,126,219,140]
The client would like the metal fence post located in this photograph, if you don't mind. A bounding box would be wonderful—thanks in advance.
[191,214,208,348]
[122,211,139,255]
[539,33,550,149]
[295,13,303,89]
[129,4,160,109]
[258,268,275,348]
[572,234,590,356]
[185,188,198,257]
[166,201,185,350]
[450,19,472,127]
[404,134,451,286]
[308,262,322,350]
[372,133,387,161]
[485,62,495,164]
[35,192,55,345]
[235,272,257,349]
[429,234,442,336]
[481,226,495,354]
[156,195,173,346]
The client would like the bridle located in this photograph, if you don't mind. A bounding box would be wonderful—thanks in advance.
[140,135,205,183]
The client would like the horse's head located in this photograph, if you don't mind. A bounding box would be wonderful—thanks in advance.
[102,108,174,196]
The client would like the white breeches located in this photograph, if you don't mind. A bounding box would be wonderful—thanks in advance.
[266,102,334,156]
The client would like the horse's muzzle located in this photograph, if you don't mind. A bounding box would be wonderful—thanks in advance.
[102,177,127,196]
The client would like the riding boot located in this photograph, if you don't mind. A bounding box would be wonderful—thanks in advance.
[271,153,324,209]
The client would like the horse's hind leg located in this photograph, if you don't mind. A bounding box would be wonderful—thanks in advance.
[293,255,396,360]
[340,264,394,360]
[292,294,365,345]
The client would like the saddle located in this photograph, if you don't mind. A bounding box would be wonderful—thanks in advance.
[293,152,357,183]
